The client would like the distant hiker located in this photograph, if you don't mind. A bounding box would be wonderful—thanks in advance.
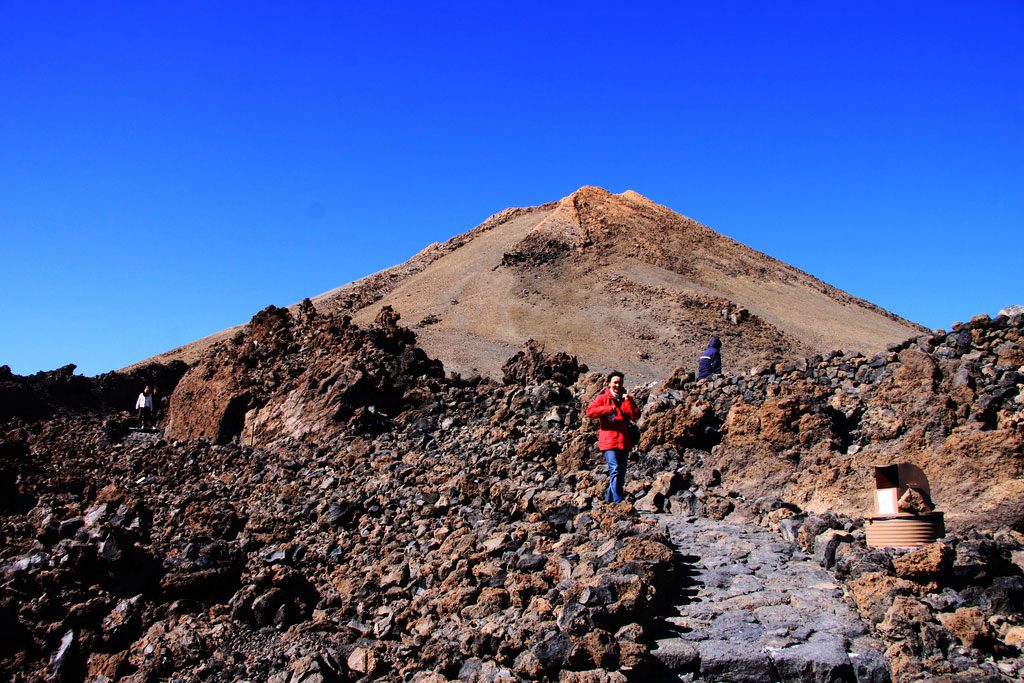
[586,371,640,504]
[135,386,153,428]
[151,387,161,423]
[698,337,722,379]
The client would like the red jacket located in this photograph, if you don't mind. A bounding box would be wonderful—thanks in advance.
[586,388,640,451]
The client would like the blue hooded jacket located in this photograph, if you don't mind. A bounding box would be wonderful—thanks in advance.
[698,337,722,379]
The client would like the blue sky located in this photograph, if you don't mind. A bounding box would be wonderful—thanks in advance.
[2,2,1022,376]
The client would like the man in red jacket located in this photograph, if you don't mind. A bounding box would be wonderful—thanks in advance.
[586,371,641,504]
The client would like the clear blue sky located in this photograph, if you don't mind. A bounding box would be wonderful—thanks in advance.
[2,2,1022,376]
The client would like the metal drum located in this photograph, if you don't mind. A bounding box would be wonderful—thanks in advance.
[864,513,945,548]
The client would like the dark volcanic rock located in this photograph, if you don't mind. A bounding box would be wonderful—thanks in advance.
[646,313,1024,532]
[0,361,187,424]
[502,339,589,387]
[2,309,1022,681]
[1,309,674,681]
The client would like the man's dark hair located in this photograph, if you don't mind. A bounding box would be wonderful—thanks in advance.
[607,370,624,383]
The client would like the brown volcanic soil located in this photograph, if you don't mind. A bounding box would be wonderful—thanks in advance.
[131,187,924,383]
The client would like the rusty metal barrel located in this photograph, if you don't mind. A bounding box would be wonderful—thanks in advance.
[866,464,944,548]
[865,512,945,548]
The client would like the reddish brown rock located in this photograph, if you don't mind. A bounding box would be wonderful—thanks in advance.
[704,496,734,521]
[848,572,920,625]
[757,394,803,449]
[937,607,995,650]
[639,400,716,451]
[893,543,952,583]
[347,646,379,676]
[897,487,934,514]
[85,650,131,680]
[501,340,588,387]
[165,361,247,443]
[575,629,619,669]
[878,596,932,640]
[1003,625,1024,650]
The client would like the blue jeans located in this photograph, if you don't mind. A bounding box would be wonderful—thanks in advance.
[604,449,629,503]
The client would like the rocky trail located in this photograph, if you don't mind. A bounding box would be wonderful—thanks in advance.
[646,515,887,682]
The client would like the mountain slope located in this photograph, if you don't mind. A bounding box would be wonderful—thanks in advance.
[134,187,925,382]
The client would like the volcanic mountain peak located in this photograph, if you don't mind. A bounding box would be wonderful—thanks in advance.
[511,186,720,261]
[131,187,925,382]
[546,186,697,232]
[619,188,652,203]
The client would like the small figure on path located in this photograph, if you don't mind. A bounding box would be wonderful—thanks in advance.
[151,387,162,424]
[135,386,153,429]
[698,336,722,379]
[586,371,640,504]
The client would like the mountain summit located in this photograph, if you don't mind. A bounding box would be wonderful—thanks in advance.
[323,187,922,381]
[141,187,924,380]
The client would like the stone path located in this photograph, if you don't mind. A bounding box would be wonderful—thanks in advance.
[646,515,889,683]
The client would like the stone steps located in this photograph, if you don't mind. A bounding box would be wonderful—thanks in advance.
[646,515,890,683]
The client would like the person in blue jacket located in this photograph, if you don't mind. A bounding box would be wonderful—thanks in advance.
[698,337,722,379]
